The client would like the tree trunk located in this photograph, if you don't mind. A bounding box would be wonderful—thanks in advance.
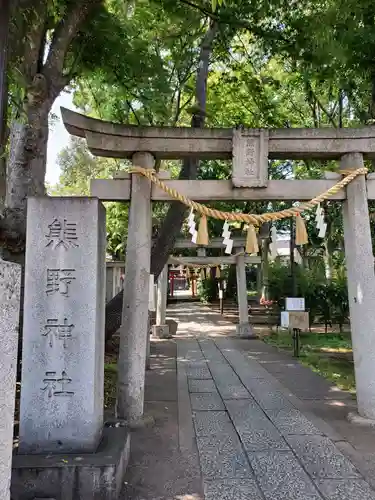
[0,0,101,258]
[104,21,218,340]
[0,0,10,208]
[1,90,55,261]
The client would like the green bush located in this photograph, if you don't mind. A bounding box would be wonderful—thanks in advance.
[267,261,349,328]
[197,277,218,303]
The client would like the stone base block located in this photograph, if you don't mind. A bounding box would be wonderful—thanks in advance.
[152,324,172,339]
[236,323,256,339]
[11,423,130,500]
[166,319,178,336]
[347,411,375,427]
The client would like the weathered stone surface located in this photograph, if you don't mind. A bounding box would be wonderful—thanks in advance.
[266,408,323,436]
[156,265,168,326]
[190,393,225,411]
[235,252,254,338]
[117,152,154,422]
[249,387,295,411]
[19,197,106,454]
[197,432,251,480]
[151,325,171,339]
[236,323,255,338]
[232,128,269,187]
[62,108,375,160]
[249,451,323,500]
[225,400,289,452]
[188,379,217,393]
[12,425,130,500]
[340,153,375,420]
[0,259,21,500]
[219,345,270,379]
[165,319,178,336]
[316,479,375,500]
[208,363,240,382]
[286,435,361,479]
[186,362,212,380]
[204,478,263,500]
[216,383,250,400]
[192,411,234,436]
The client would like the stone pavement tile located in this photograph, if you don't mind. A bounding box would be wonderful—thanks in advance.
[266,408,324,435]
[216,382,250,400]
[286,435,361,479]
[188,379,217,393]
[204,478,264,500]
[185,361,212,380]
[248,386,295,411]
[316,479,375,500]
[192,411,234,436]
[199,340,226,362]
[249,451,323,500]
[177,339,205,362]
[225,400,289,452]
[196,432,251,480]
[208,362,241,382]
[190,392,225,411]
[217,342,272,379]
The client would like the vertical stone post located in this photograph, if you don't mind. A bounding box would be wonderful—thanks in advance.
[106,265,113,303]
[0,259,21,500]
[117,152,154,422]
[19,198,106,453]
[340,153,375,419]
[235,249,254,338]
[197,247,206,257]
[152,265,171,339]
[256,264,262,295]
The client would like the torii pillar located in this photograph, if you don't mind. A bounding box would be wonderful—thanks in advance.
[152,265,171,339]
[341,153,375,421]
[235,248,255,338]
[117,152,154,422]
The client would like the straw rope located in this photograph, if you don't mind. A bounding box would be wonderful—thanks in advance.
[129,166,368,224]
[169,250,244,270]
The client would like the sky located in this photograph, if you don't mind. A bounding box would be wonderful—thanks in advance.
[46,90,76,185]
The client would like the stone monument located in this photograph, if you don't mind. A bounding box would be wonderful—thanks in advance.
[19,197,106,454]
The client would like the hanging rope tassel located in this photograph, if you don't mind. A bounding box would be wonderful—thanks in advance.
[245,225,259,254]
[216,266,221,279]
[196,214,209,245]
[295,214,308,245]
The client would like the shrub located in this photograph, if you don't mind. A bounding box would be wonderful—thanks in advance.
[197,277,218,303]
[267,261,349,328]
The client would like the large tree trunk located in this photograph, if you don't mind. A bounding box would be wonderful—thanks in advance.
[0,0,11,208]
[2,90,54,261]
[104,21,218,340]
[0,0,102,259]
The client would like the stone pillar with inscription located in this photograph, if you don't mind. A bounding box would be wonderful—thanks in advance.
[235,249,255,338]
[19,197,106,454]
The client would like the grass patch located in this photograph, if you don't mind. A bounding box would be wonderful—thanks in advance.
[264,331,356,393]
[104,363,117,409]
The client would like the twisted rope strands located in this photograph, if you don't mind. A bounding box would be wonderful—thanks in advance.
[129,166,367,224]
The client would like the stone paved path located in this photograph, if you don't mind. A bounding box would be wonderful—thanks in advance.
[123,302,375,500]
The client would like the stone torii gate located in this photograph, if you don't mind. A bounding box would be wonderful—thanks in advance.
[61,107,375,426]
